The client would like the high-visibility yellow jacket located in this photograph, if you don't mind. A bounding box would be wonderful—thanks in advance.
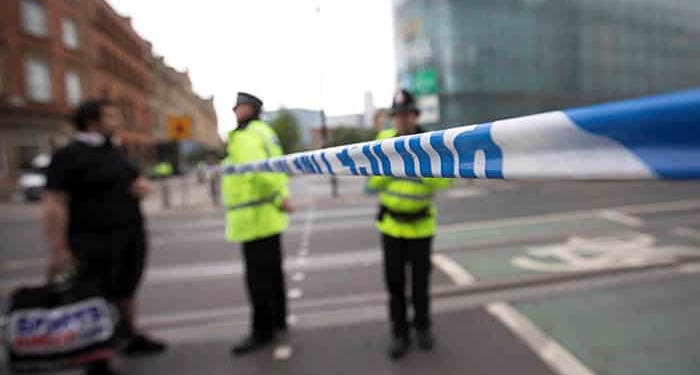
[154,162,173,178]
[367,128,450,239]
[221,119,289,243]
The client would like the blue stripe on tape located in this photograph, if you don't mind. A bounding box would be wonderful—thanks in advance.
[408,136,433,177]
[566,88,700,179]
[453,123,503,178]
[261,160,272,171]
[362,145,381,175]
[430,131,455,178]
[293,158,304,173]
[337,149,358,175]
[372,143,392,176]
[301,155,316,174]
[394,140,417,177]
[320,152,335,175]
[310,154,323,174]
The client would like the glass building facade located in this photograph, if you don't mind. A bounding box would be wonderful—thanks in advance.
[393,0,700,128]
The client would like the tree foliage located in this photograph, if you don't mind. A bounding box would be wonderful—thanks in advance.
[270,109,301,154]
[328,126,377,147]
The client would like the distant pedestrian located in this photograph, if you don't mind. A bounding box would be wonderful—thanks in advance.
[43,99,167,375]
[222,92,293,355]
[367,90,450,360]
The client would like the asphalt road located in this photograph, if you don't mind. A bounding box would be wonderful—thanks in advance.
[2,176,700,375]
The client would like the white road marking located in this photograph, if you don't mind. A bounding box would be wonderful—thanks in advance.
[677,263,700,274]
[599,210,644,227]
[292,272,306,282]
[620,199,700,215]
[672,227,700,240]
[432,253,598,375]
[3,257,46,271]
[273,345,293,360]
[445,188,486,199]
[286,315,299,326]
[298,248,309,257]
[486,303,598,375]
[431,254,475,285]
[288,288,303,299]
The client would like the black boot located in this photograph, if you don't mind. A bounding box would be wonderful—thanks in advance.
[416,329,435,350]
[231,334,274,356]
[85,360,123,375]
[121,334,167,356]
[387,334,411,360]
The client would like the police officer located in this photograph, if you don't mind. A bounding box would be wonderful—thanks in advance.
[222,92,293,355]
[367,89,450,360]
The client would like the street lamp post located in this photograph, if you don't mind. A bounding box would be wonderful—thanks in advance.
[316,5,338,198]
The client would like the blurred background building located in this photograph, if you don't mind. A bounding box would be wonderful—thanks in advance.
[393,0,700,128]
[150,56,220,173]
[89,0,154,166]
[263,108,322,149]
[0,0,220,197]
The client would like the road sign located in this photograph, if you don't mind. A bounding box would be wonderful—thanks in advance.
[168,115,192,140]
[411,68,438,95]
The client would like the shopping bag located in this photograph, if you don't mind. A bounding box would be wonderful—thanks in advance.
[4,278,119,373]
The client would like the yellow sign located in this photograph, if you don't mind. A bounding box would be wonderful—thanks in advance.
[168,115,192,140]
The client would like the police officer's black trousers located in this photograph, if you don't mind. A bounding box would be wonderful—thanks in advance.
[381,234,433,337]
[242,234,287,338]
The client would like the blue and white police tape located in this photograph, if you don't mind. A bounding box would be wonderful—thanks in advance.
[223,88,700,180]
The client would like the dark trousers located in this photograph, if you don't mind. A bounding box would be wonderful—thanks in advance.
[242,234,287,338]
[381,234,433,337]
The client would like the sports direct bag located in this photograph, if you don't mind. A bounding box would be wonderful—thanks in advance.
[4,279,119,373]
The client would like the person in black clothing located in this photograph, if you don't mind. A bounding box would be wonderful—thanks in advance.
[43,100,166,375]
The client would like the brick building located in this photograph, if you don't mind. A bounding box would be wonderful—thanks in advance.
[0,0,220,197]
[0,0,89,196]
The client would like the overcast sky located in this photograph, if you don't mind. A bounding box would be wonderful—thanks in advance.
[107,0,397,136]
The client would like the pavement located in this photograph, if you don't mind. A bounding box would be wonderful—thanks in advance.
[1,177,700,374]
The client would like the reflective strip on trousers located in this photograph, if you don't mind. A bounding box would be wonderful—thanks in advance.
[226,194,278,211]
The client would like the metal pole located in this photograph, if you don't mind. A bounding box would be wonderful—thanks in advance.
[319,108,338,197]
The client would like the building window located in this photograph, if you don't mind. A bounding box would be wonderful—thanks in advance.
[65,69,81,107]
[0,138,7,177]
[21,0,48,37]
[24,56,52,103]
[62,18,79,50]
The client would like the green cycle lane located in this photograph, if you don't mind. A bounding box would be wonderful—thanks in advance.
[439,216,700,281]
[513,271,700,375]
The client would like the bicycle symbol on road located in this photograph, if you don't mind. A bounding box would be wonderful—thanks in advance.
[511,232,698,273]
